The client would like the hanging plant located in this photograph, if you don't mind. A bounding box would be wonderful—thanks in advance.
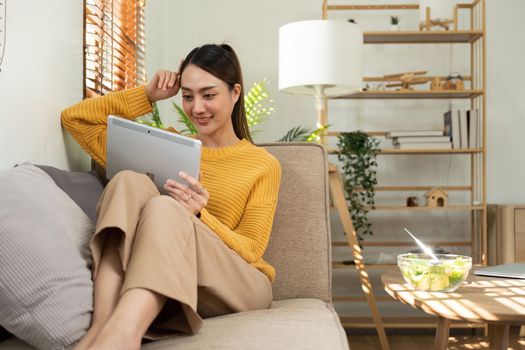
[337,131,380,241]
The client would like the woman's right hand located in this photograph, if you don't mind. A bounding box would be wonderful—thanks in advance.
[145,70,181,103]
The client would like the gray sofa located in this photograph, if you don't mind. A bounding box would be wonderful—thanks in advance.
[0,143,349,349]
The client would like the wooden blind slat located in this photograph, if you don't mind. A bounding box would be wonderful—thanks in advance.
[84,0,146,98]
[85,13,104,28]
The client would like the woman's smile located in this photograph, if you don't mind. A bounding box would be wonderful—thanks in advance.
[194,116,212,125]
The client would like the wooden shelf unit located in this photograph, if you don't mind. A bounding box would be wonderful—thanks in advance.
[368,205,484,211]
[328,147,483,154]
[322,0,487,336]
[335,89,483,99]
[333,240,472,247]
[362,30,483,44]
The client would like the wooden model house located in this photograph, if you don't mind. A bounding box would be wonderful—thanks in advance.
[425,187,448,207]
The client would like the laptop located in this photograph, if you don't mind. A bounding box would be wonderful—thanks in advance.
[474,263,525,279]
[106,115,202,189]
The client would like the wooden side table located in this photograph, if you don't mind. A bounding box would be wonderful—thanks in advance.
[381,270,525,350]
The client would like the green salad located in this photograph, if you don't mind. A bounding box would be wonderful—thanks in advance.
[398,253,471,292]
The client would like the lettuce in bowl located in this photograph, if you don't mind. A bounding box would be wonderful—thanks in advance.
[398,253,472,292]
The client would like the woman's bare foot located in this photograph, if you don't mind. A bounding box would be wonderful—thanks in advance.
[73,326,100,350]
[86,325,141,350]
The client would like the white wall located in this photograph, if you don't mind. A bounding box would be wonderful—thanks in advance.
[0,1,87,171]
[146,0,525,205]
[486,0,525,204]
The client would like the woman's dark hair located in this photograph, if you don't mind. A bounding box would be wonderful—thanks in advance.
[180,44,252,143]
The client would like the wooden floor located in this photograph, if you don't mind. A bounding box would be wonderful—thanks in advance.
[346,327,525,350]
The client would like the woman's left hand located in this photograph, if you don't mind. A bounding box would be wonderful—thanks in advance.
[164,172,209,216]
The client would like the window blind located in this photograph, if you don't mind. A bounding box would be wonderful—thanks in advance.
[84,0,146,98]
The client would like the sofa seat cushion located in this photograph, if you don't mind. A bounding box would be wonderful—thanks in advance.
[143,298,348,350]
[0,299,348,350]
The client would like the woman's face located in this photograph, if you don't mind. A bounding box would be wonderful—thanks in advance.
[180,64,240,141]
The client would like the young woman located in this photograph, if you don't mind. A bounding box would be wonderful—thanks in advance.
[61,44,281,350]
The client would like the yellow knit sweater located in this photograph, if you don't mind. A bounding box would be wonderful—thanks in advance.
[61,86,281,281]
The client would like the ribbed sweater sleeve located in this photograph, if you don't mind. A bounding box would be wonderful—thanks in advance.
[61,86,152,167]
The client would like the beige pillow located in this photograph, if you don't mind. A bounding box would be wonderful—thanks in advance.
[0,164,94,349]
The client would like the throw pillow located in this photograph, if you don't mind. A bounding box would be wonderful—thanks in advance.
[35,165,104,224]
[0,164,94,349]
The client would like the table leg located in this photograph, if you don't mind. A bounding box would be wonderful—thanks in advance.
[434,317,450,350]
[488,323,509,350]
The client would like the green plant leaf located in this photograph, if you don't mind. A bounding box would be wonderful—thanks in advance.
[306,124,330,142]
[151,103,164,129]
[172,102,198,135]
[337,131,380,240]
[277,124,330,143]
[245,78,275,129]
[277,126,311,142]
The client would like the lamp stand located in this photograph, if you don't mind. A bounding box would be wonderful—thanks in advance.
[313,86,329,145]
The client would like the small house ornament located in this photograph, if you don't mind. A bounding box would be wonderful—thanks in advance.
[425,187,448,207]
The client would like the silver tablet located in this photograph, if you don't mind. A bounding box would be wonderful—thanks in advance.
[106,115,202,189]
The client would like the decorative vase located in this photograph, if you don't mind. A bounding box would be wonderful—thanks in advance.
[389,24,400,31]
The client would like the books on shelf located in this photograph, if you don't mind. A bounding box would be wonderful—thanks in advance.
[386,130,444,138]
[393,142,452,149]
[459,109,468,148]
[443,110,461,149]
[468,109,479,149]
[393,136,451,144]
[443,109,480,149]
[387,130,451,150]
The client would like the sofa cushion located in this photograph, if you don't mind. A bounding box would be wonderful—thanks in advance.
[0,299,348,350]
[35,165,105,223]
[143,298,348,350]
[260,143,331,302]
[0,164,94,350]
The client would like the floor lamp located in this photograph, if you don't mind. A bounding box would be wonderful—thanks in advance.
[278,20,390,350]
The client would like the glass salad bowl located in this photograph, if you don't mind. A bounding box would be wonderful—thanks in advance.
[397,253,472,292]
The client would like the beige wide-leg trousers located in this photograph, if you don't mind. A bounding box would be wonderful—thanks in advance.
[90,170,272,337]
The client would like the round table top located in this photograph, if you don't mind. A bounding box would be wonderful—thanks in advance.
[381,269,525,323]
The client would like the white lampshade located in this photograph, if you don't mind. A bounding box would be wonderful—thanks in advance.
[278,20,363,98]
[419,0,455,22]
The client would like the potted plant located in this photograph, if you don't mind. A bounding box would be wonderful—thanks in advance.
[390,15,400,31]
[337,131,380,241]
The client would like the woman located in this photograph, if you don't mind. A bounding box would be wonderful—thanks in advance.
[61,44,281,350]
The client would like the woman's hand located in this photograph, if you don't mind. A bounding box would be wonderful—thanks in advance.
[145,70,181,103]
[164,172,209,216]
